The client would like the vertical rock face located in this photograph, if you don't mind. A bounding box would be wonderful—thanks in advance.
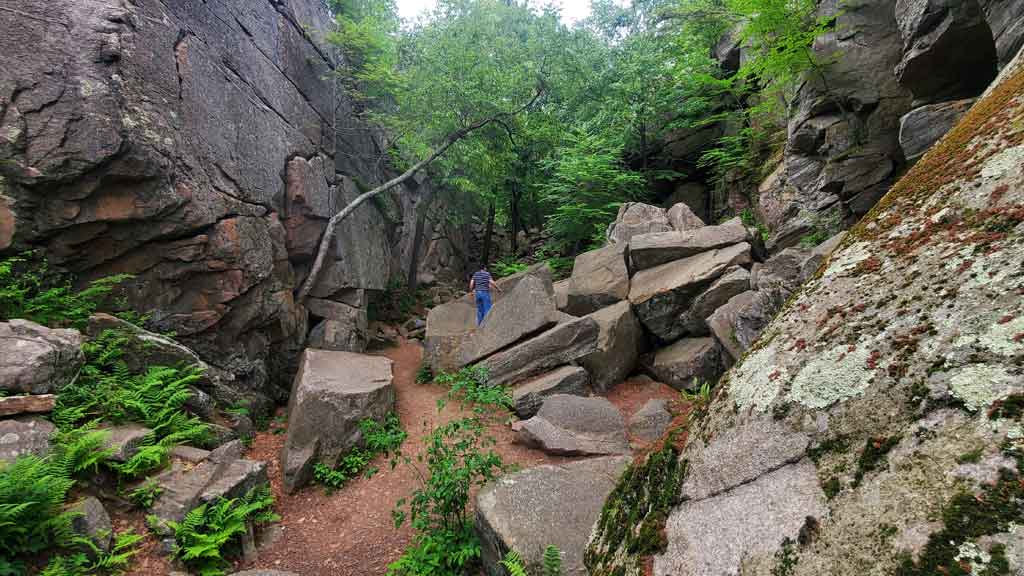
[588,49,1024,576]
[0,1,466,400]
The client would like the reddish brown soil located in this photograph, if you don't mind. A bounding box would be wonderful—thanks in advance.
[118,338,678,575]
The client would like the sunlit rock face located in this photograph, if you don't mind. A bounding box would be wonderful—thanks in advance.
[588,44,1024,576]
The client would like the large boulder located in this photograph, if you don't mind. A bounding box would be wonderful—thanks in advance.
[677,266,751,336]
[629,243,753,342]
[458,274,557,366]
[586,42,1024,576]
[305,299,368,353]
[606,203,672,245]
[629,218,748,271]
[70,496,113,554]
[666,202,705,232]
[647,337,723,391]
[512,366,590,419]
[0,320,83,395]
[899,98,977,163]
[0,416,55,463]
[706,290,777,362]
[628,399,672,443]
[553,279,571,311]
[565,243,630,316]
[579,302,644,393]
[516,395,629,456]
[476,456,630,576]
[894,0,998,102]
[281,350,395,492]
[424,264,553,372]
[980,0,1024,68]
[480,316,600,387]
[751,247,812,306]
[102,424,153,463]
[86,313,205,371]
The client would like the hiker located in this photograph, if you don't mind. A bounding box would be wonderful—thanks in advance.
[469,266,501,325]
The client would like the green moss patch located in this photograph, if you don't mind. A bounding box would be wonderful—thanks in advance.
[852,435,900,487]
[585,435,687,576]
[989,393,1024,420]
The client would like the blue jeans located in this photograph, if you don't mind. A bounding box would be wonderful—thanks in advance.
[475,291,492,325]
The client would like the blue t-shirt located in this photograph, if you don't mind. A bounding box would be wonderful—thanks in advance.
[472,270,494,293]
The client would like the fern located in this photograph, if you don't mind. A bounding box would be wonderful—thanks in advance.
[0,456,79,557]
[38,530,141,576]
[542,545,562,576]
[166,485,279,576]
[501,549,529,576]
[127,479,163,509]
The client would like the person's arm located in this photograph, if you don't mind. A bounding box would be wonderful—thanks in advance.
[469,277,476,292]
[489,279,500,293]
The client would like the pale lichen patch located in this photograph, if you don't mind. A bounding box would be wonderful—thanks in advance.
[821,241,872,278]
[978,315,1024,355]
[729,345,784,413]
[948,364,1017,412]
[787,344,872,409]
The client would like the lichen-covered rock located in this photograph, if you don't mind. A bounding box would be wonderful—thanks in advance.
[606,203,672,245]
[565,243,630,316]
[579,302,644,393]
[476,456,630,576]
[0,416,55,463]
[0,320,83,395]
[281,350,395,492]
[629,243,752,342]
[586,47,1024,576]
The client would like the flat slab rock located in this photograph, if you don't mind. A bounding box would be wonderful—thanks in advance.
[102,424,153,463]
[565,243,631,316]
[476,455,631,576]
[515,394,629,456]
[479,316,600,387]
[579,301,643,393]
[512,366,590,419]
[0,416,56,463]
[458,273,557,367]
[629,217,748,271]
[648,337,723,391]
[0,394,56,417]
[281,349,395,492]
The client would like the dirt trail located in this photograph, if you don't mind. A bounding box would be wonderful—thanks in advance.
[118,337,680,575]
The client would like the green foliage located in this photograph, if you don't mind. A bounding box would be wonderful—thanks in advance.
[739,208,770,242]
[543,545,563,576]
[799,229,829,248]
[167,485,279,576]
[435,366,513,414]
[0,455,79,557]
[127,479,164,509]
[852,436,899,487]
[54,328,209,477]
[415,362,434,385]
[0,252,132,330]
[679,379,713,407]
[502,546,564,576]
[313,414,407,491]
[492,256,529,278]
[388,416,506,575]
[40,531,143,576]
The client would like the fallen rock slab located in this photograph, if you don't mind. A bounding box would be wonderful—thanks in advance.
[678,265,751,336]
[565,243,630,316]
[648,337,723,391]
[512,366,590,419]
[629,243,752,341]
[281,350,395,492]
[0,416,55,463]
[899,98,976,163]
[0,393,56,417]
[516,395,629,456]
[476,456,630,576]
[86,313,204,372]
[579,301,643,392]
[707,290,777,362]
[628,399,672,442]
[606,203,672,245]
[629,218,748,271]
[458,274,557,366]
[667,202,705,231]
[0,319,83,395]
[479,317,600,387]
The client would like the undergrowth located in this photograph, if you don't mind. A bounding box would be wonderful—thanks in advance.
[501,546,563,576]
[313,413,407,491]
[164,485,278,576]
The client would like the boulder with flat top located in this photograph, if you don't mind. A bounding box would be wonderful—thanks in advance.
[281,350,395,492]
[516,395,629,456]
[458,274,557,367]
[565,243,630,316]
[629,218,748,271]
[1,319,83,395]
[579,302,643,392]
[512,366,590,419]
[479,317,600,387]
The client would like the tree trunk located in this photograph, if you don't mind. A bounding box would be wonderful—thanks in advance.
[481,201,496,268]
[296,87,544,302]
[509,180,520,255]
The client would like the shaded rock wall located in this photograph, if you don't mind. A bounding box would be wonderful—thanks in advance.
[0,0,465,403]
[588,43,1024,576]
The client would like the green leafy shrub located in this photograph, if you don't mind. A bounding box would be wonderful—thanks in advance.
[0,455,79,557]
[313,414,407,491]
[0,252,132,330]
[127,479,164,509]
[435,366,513,414]
[166,485,279,576]
[415,362,434,385]
[388,417,506,576]
[501,546,563,576]
[492,257,529,278]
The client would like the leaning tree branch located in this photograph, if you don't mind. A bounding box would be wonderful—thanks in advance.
[296,86,545,302]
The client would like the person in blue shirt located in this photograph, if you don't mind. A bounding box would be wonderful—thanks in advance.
[469,267,501,325]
